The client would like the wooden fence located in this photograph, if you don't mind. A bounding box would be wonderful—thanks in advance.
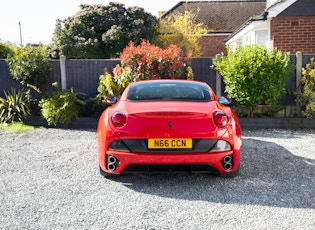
[0,57,218,97]
[50,57,218,97]
[1,54,314,103]
[0,59,21,95]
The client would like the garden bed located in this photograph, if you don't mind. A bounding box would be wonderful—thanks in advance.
[24,116,98,129]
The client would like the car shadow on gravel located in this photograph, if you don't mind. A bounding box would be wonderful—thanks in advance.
[108,138,315,209]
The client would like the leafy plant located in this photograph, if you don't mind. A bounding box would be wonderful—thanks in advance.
[98,69,124,97]
[0,88,31,124]
[296,57,315,118]
[98,41,193,98]
[155,10,208,57]
[212,45,292,117]
[6,44,52,88]
[0,41,15,58]
[39,89,84,126]
[76,93,106,117]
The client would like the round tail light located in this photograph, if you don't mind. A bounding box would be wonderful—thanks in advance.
[111,112,126,127]
[214,111,228,128]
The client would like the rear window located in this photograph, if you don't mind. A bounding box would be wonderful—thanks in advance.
[127,81,211,102]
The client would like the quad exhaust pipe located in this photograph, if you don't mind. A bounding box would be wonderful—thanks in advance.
[107,155,118,171]
[222,155,233,170]
[107,154,233,171]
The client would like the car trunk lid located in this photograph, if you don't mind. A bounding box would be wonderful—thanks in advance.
[114,101,222,138]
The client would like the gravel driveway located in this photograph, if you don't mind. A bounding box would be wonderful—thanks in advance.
[1,128,314,229]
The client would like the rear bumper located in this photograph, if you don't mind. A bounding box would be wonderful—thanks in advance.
[100,149,241,175]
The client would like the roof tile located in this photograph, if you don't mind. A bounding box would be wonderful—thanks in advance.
[162,1,266,33]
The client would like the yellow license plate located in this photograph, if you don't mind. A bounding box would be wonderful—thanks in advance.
[148,138,192,149]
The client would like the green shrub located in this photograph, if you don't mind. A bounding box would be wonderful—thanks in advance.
[97,41,193,98]
[212,45,292,117]
[296,58,315,118]
[0,41,14,58]
[76,93,106,118]
[6,44,52,88]
[98,70,123,98]
[39,89,83,126]
[0,88,31,124]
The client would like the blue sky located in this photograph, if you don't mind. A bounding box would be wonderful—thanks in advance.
[0,0,183,45]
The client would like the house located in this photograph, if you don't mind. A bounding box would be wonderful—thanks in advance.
[161,0,266,57]
[226,0,315,54]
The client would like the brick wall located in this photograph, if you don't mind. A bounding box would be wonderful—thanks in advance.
[199,35,228,57]
[271,15,315,54]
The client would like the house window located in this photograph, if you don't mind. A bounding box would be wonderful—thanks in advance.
[255,30,269,47]
[242,33,251,45]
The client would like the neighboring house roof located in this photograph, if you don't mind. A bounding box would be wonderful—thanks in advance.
[161,0,266,34]
[226,0,315,42]
[279,0,315,16]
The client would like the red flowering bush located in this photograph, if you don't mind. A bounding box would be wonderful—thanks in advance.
[98,41,194,98]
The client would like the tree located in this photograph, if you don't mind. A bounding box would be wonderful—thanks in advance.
[50,3,157,59]
[212,45,292,117]
[154,10,208,57]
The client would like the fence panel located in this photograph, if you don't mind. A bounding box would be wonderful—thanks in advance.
[191,57,216,89]
[1,54,315,101]
[302,55,314,66]
[0,60,22,97]
[48,58,216,97]
[59,59,120,97]
[49,60,62,86]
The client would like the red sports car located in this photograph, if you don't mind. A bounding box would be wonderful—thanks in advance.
[97,79,242,177]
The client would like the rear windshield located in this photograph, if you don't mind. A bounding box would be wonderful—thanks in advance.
[127,81,211,102]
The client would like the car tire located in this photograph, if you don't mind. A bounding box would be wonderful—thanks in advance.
[219,166,240,178]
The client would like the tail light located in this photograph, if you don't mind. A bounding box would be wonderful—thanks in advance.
[111,112,126,127]
[214,111,228,128]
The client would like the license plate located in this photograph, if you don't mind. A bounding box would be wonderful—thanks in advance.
[148,138,192,149]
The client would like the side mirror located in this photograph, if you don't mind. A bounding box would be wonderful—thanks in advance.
[105,96,117,105]
[218,96,232,105]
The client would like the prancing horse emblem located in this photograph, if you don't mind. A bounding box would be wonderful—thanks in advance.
[168,122,173,129]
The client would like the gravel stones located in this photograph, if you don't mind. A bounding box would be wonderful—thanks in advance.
[0,128,314,229]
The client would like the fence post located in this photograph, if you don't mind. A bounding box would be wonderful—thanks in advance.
[60,55,67,90]
[215,54,222,97]
[296,51,302,116]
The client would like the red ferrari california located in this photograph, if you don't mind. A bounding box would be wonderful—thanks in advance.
[97,79,242,177]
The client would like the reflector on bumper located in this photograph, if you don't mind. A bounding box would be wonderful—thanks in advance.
[210,140,231,152]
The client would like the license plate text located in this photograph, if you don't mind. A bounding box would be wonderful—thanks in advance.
[148,139,192,149]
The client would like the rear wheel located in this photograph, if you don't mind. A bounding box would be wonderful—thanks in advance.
[219,166,240,178]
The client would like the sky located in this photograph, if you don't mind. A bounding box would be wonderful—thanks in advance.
[0,0,183,45]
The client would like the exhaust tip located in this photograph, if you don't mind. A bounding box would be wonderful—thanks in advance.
[223,162,232,170]
[107,155,119,171]
[222,155,233,171]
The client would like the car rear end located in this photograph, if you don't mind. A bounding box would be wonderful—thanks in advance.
[98,80,241,177]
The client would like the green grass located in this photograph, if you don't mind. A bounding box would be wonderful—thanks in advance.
[0,122,35,132]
